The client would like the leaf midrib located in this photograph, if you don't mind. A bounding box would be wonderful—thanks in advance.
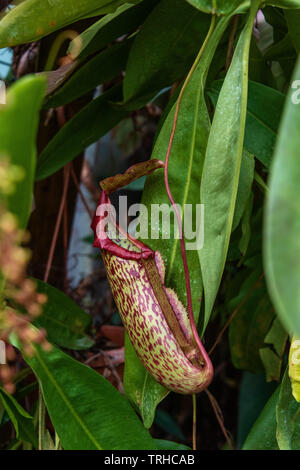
[34,348,102,450]
[37,310,88,337]
[166,73,203,285]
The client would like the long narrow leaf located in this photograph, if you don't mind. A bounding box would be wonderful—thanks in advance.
[199,0,261,331]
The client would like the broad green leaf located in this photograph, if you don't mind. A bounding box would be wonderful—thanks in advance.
[124,334,168,429]
[0,75,45,228]
[18,342,157,450]
[276,368,300,450]
[35,85,128,181]
[239,82,284,168]
[33,279,94,350]
[259,348,282,382]
[259,317,288,382]
[208,80,285,168]
[263,6,287,44]
[265,318,288,356]
[249,38,270,84]
[264,0,300,8]
[242,386,280,450]
[199,0,261,332]
[264,34,297,82]
[69,0,159,60]
[0,388,37,447]
[45,39,133,109]
[237,372,277,448]
[123,0,212,104]
[127,15,232,422]
[264,57,300,338]
[0,0,139,47]
[264,34,296,62]
[186,0,248,14]
[229,273,274,374]
[285,10,300,52]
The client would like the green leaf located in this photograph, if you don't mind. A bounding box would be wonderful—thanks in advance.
[0,75,45,228]
[208,80,285,168]
[199,1,261,332]
[0,388,37,447]
[264,57,300,338]
[229,272,275,374]
[259,317,288,382]
[186,0,248,15]
[265,318,288,357]
[263,6,287,43]
[32,279,94,350]
[45,39,133,109]
[35,85,128,181]
[259,348,282,382]
[264,34,297,83]
[285,10,300,52]
[0,0,139,47]
[265,0,300,8]
[69,0,159,60]
[242,386,280,450]
[18,342,157,450]
[124,334,168,429]
[243,83,284,168]
[123,0,212,104]
[249,37,270,84]
[276,368,300,450]
[237,372,277,448]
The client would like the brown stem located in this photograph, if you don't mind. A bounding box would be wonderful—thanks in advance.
[43,164,71,283]
[226,15,239,71]
[192,394,197,450]
[70,164,94,221]
[205,389,234,450]
[63,190,69,293]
